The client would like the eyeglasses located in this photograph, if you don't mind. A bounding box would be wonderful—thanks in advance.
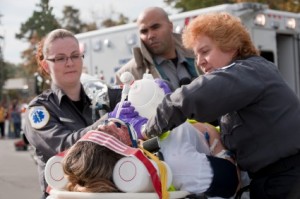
[46,54,84,65]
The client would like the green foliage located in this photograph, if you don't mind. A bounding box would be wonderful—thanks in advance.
[164,0,300,12]
[0,0,137,98]
[15,0,60,41]
[12,0,300,83]
[14,0,61,96]
[101,14,129,28]
[60,6,81,33]
[0,61,25,100]
[237,0,300,13]
[60,6,97,34]
[3,62,21,79]
[171,0,235,12]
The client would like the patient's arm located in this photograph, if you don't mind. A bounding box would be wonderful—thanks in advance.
[193,122,241,191]
[191,123,222,154]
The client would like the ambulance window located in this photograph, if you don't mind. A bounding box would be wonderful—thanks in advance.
[260,51,274,63]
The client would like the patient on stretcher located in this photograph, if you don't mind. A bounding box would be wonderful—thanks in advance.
[46,77,239,198]
[58,119,238,198]
[63,135,122,192]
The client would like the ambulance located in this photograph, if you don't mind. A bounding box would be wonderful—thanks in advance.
[76,2,300,98]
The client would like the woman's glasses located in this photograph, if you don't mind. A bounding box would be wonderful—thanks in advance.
[46,54,84,65]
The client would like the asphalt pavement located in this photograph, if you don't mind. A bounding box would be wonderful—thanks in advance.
[0,138,41,199]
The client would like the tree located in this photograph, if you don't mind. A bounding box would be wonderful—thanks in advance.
[60,6,97,34]
[16,0,60,94]
[164,0,234,12]
[82,22,98,32]
[16,0,60,41]
[101,13,129,28]
[0,14,5,100]
[0,61,25,101]
[14,0,132,96]
[236,0,300,13]
[60,6,82,34]
[164,0,300,12]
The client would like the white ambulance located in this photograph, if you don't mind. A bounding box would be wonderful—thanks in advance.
[76,2,300,98]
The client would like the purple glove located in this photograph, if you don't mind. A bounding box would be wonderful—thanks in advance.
[122,115,148,140]
[154,79,172,94]
[108,101,148,139]
[108,101,138,119]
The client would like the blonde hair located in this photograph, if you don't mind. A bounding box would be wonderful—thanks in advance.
[36,29,78,77]
[63,141,123,193]
[182,12,259,59]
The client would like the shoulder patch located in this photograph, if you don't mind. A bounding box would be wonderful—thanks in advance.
[28,106,50,129]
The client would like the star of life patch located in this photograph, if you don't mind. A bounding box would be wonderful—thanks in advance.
[29,106,50,129]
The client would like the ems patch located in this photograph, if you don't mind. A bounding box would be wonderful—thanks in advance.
[29,106,50,129]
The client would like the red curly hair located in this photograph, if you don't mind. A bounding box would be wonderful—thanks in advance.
[182,12,259,60]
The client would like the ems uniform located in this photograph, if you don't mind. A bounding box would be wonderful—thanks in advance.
[24,84,108,197]
[145,56,300,198]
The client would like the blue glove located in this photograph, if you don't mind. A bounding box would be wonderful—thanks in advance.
[108,101,138,119]
[154,79,172,94]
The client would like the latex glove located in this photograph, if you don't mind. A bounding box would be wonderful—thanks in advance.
[108,101,138,119]
[154,78,172,94]
[108,101,148,139]
[120,113,148,140]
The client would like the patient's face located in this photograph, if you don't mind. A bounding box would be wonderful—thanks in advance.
[97,121,132,146]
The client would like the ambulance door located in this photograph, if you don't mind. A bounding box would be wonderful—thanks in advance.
[252,29,277,64]
[276,34,300,98]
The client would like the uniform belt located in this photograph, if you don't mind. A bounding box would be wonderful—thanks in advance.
[248,152,300,179]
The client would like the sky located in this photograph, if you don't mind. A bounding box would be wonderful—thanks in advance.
[0,0,177,64]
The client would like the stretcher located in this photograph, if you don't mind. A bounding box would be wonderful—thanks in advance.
[45,130,198,199]
[47,189,191,199]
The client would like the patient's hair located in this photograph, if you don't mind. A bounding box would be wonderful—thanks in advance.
[63,141,123,192]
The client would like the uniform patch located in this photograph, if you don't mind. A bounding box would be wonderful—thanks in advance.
[29,106,50,129]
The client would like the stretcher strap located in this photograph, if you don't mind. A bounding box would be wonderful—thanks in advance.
[80,131,163,199]
[140,147,169,199]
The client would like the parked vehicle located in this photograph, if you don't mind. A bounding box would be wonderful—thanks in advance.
[76,2,300,99]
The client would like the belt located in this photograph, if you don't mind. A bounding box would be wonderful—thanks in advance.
[248,152,300,179]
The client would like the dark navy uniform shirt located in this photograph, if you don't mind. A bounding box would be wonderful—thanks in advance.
[24,84,107,194]
[145,56,300,173]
